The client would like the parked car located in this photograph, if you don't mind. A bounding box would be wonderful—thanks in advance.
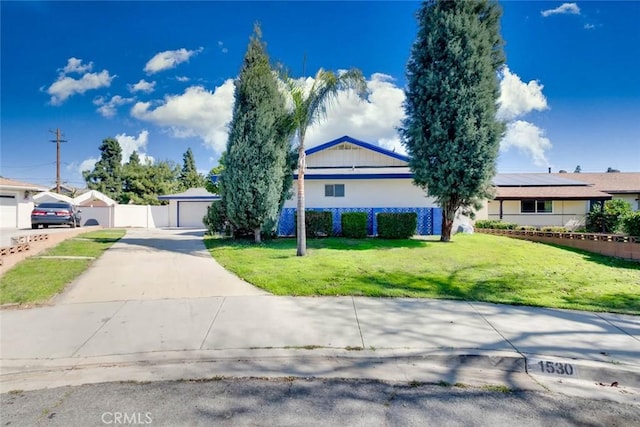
[31,202,82,229]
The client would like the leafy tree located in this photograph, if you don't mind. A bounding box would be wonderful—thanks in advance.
[83,137,123,201]
[606,167,620,173]
[587,199,632,233]
[205,152,226,195]
[121,154,180,205]
[574,165,581,173]
[400,0,505,242]
[178,147,205,190]
[283,68,367,255]
[221,24,291,243]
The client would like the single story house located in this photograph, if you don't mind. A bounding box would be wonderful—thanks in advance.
[553,172,640,211]
[158,187,219,228]
[0,178,48,229]
[483,174,613,229]
[279,136,441,236]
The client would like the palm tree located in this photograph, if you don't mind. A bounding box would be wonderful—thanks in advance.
[284,68,367,256]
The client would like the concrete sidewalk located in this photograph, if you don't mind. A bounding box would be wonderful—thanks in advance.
[1,227,638,403]
[2,296,639,402]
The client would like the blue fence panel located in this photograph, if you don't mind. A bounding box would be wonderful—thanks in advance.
[278,207,439,236]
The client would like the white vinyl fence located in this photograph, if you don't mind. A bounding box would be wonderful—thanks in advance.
[80,205,170,228]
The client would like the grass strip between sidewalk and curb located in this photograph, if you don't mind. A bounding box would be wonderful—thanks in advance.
[0,229,125,305]
[204,233,640,314]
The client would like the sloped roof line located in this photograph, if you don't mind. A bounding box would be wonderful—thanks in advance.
[0,177,48,191]
[306,135,409,162]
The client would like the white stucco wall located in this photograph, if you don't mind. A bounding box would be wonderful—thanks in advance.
[612,194,639,211]
[283,179,436,209]
[487,200,588,228]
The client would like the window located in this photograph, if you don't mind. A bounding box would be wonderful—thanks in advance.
[521,199,552,213]
[325,184,345,197]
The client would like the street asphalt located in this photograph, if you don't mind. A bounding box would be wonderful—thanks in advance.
[1,228,638,405]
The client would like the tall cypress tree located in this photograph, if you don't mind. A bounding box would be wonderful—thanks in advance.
[221,24,289,243]
[83,137,123,201]
[401,0,505,242]
[178,147,204,190]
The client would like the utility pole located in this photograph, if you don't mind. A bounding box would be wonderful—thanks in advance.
[49,128,67,193]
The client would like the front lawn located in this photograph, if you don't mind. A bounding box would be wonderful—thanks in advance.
[0,229,125,304]
[204,234,640,314]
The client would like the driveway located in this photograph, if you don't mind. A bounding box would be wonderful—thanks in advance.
[55,228,267,304]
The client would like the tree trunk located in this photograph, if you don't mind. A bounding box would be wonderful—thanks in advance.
[254,228,261,244]
[440,208,454,242]
[296,147,307,256]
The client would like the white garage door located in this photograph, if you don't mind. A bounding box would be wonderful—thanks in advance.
[0,194,18,228]
[178,201,211,227]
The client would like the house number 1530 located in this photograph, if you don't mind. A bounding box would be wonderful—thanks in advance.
[537,360,574,376]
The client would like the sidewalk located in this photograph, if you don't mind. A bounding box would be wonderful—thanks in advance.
[2,295,639,402]
[1,228,638,403]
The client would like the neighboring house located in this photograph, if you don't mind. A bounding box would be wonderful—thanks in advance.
[158,187,219,228]
[0,178,48,229]
[482,173,640,229]
[553,173,640,211]
[279,136,441,236]
[48,184,87,198]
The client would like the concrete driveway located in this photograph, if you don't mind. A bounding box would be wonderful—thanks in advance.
[55,228,267,304]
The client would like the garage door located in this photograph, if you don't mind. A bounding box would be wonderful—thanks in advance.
[0,194,17,228]
[178,201,211,227]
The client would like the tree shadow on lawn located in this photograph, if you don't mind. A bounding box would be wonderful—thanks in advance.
[349,266,640,314]
[529,241,640,271]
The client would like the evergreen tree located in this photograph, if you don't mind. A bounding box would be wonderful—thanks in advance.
[401,0,505,242]
[574,165,582,173]
[178,147,204,190]
[83,137,123,201]
[205,152,226,195]
[221,24,290,243]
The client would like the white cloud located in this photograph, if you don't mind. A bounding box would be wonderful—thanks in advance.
[94,95,135,118]
[303,73,407,151]
[46,58,115,105]
[78,157,98,173]
[497,66,548,121]
[584,23,595,30]
[176,76,190,82]
[541,3,580,17]
[501,120,552,167]
[131,81,235,153]
[144,47,203,74]
[116,130,154,164]
[61,57,93,74]
[129,79,156,93]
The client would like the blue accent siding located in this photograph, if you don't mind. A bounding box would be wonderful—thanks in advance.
[293,173,413,180]
[277,207,441,236]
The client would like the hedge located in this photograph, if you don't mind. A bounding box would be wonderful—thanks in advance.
[622,212,640,237]
[341,212,368,238]
[474,220,517,230]
[376,212,416,239]
[295,210,333,238]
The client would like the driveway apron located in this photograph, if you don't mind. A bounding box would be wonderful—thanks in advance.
[56,228,267,304]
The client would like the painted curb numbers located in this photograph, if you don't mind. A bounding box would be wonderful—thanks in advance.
[527,358,577,377]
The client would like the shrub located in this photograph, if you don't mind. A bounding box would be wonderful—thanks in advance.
[377,212,417,239]
[203,200,227,235]
[296,210,333,238]
[474,220,517,230]
[341,212,368,238]
[622,212,640,237]
[540,226,567,233]
[587,200,632,233]
[516,225,537,231]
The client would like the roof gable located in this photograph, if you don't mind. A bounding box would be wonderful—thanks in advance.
[306,136,408,168]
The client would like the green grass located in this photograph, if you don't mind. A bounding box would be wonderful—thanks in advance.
[204,234,640,314]
[0,229,125,304]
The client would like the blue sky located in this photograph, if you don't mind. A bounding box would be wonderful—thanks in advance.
[1,1,639,188]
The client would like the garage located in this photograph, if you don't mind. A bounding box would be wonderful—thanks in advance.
[0,194,17,228]
[158,187,219,228]
[177,201,212,227]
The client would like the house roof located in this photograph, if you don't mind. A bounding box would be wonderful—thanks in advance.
[0,177,48,192]
[494,186,612,200]
[551,173,640,194]
[493,174,588,187]
[306,135,409,162]
[158,187,219,201]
